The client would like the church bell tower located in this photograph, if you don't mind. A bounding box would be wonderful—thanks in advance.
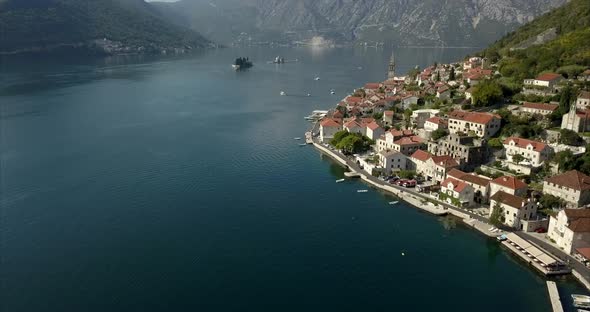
[388,52,396,79]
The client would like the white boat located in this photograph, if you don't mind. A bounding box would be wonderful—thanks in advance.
[389,201,399,205]
[298,143,307,146]
[573,295,590,308]
[578,309,590,312]
[330,89,336,95]
[314,77,321,81]
[357,189,368,193]
[336,179,345,183]
[294,137,301,140]
[280,91,287,96]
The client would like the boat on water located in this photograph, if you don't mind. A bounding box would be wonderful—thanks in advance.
[578,309,590,312]
[336,179,345,183]
[314,77,321,81]
[330,89,336,95]
[273,56,285,64]
[573,295,590,308]
[389,201,399,205]
[280,91,287,96]
[304,110,329,121]
[294,137,301,140]
[357,189,368,193]
[233,57,253,70]
[298,143,307,146]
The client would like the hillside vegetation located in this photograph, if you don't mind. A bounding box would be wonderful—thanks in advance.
[480,0,590,82]
[0,0,212,55]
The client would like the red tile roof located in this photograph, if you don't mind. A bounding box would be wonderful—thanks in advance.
[522,102,559,112]
[320,118,341,128]
[430,155,459,168]
[364,83,381,90]
[384,110,394,117]
[503,137,548,152]
[366,121,381,131]
[447,168,466,179]
[569,218,590,233]
[492,176,527,190]
[441,177,470,193]
[410,150,432,162]
[394,136,423,146]
[344,119,363,128]
[536,73,562,81]
[576,247,590,260]
[448,110,500,125]
[346,96,363,104]
[426,117,447,125]
[546,170,590,191]
[490,191,527,209]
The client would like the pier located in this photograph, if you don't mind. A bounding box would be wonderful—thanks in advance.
[546,281,564,312]
[501,233,570,276]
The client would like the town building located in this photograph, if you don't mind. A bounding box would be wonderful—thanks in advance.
[319,118,342,143]
[543,170,590,208]
[440,177,475,207]
[561,106,590,133]
[424,155,459,183]
[521,102,559,116]
[343,119,365,135]
[365,121,384,141]
[391,136,424,156]
[424,117,448,132]
[577,91,590,110]
[376,129,414,152]
[489,191,537,230]
[523,73,564,95]
[411,109,439,129]
[382,110,394,126]
[490,176,527,197]
[408,149,432,174]
[503,137,552,167]
[548,209,590,254]
[447,110,501,138]
[378,150,408,174]
[427,133,488,171]
[447,169,492,204]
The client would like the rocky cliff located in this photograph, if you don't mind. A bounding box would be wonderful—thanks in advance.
[158,0,568,46]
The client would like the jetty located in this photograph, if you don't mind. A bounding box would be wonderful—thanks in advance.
[546,281,564,312]
[501,233,570,276]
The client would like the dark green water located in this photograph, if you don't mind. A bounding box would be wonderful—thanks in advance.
[0,47,587,311]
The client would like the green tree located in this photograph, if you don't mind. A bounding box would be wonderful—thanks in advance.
[431,129,448,140]
[552,150,576,171]
[373,112,383,120]
[449,67,456,81]
[488,138,503,149]
[435,71,441,82]
[398,170,416,179]
[511,153,525,164]
[472,80,503,107]
[336,135,363,154]
[330,130,350,146]
[539,194,564,210]
[489,201,505,227]
[559,129,583,146]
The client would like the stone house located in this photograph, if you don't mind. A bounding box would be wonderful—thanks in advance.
[543,170,590,208]
[490,191,537,230]
[548,209,590,254]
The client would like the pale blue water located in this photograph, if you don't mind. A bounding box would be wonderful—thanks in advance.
[0,47,587,311]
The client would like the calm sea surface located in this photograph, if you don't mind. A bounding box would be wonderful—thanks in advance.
[0,47,587,311]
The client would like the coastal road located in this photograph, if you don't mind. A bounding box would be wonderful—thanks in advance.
[312,137,490,224]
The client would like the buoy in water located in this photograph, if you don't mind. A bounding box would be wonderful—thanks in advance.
[401,252,405,256]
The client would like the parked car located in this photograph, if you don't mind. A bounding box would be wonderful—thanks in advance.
[403,180,417,188]
[396,179,408,186]
[534,227,547,233]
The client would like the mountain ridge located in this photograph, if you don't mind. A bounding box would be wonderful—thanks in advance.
[155,0,569,47]
[0,0,214,55]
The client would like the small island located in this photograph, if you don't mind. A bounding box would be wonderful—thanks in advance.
[233,57,253,70]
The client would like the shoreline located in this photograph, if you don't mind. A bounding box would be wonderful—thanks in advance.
[312,141,496,237]
[311,139,590,292]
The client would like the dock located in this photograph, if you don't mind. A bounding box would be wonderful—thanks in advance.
[344,172,361,178]
[501,233,571,276]
[546,281,564,312]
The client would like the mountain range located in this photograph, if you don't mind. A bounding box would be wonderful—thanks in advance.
[154,0,569,47]
[0,0,213,55]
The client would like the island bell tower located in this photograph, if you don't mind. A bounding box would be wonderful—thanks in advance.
[388,51,396,79]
